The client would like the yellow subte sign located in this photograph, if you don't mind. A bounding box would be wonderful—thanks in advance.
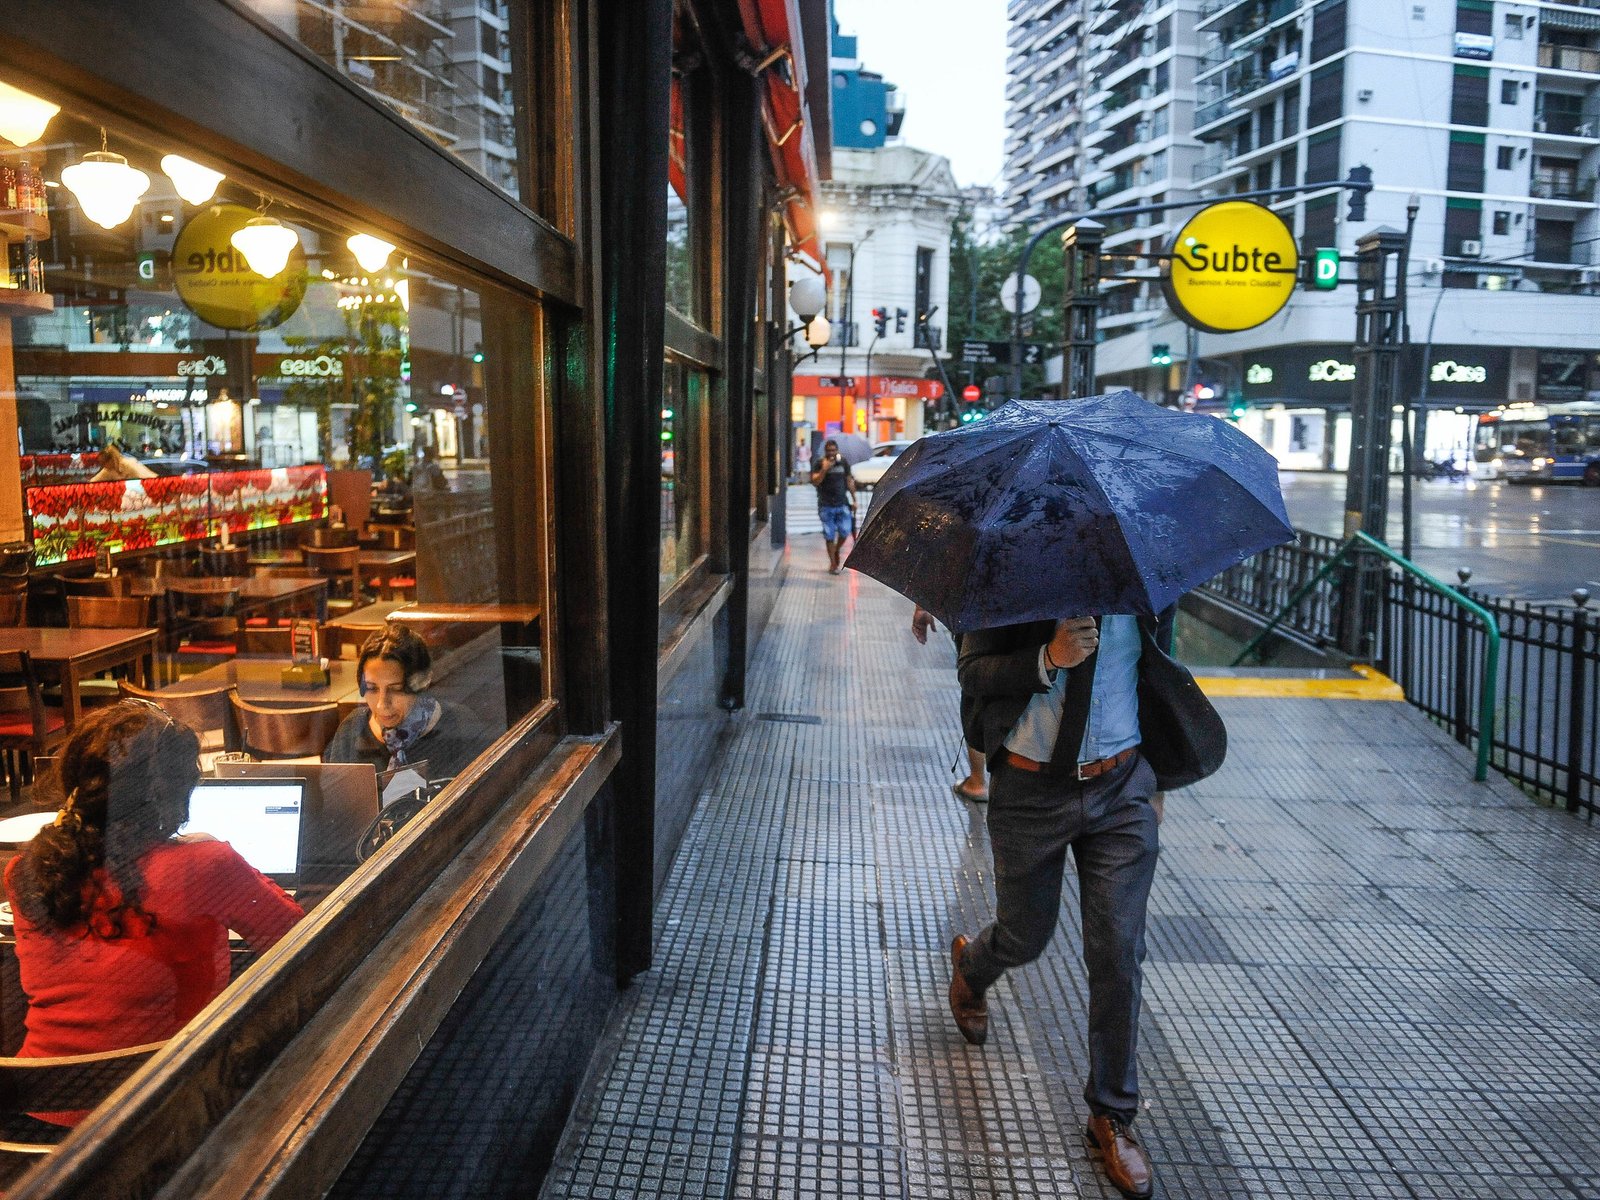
[1161,201,1299,333]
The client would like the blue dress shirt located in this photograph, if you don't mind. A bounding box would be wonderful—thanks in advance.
[1002,614,1143,764]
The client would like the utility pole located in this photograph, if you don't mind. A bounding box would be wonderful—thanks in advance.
[1062,220,1104,400]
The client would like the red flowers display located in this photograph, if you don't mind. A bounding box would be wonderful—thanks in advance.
[25,466,329,565]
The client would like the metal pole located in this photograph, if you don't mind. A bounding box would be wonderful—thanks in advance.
[864,332,877,438]
[1567,591,1590,813]
[1062,220,1104,400]
[1341,226,1409,659]
[839,244,852,433]
[1400,195,1419,561]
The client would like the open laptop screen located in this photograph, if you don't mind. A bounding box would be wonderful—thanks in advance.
[182,780,305,882]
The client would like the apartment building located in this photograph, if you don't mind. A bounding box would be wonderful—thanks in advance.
[1090,0,1600,471]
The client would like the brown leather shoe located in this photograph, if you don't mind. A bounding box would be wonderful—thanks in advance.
[948,935,987,1046]
[1085,1115,1154,1199]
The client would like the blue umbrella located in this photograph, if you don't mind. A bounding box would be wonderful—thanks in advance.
[844,392,1293,630]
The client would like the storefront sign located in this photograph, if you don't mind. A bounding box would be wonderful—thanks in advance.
[1246,363,1274,385]
[177,355,230,376]
[1308,358,1356,383]
[1162,201,1299,333]
[1429,359,1487,385]
[278,354,344,379]
[1536,350,1593,401]
[172,203,308,332]
[1454,31,1494,59]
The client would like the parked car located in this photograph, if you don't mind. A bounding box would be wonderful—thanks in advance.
[850,440,916,488]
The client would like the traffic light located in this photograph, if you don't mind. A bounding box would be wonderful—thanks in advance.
[871,307,887,337]
[1228,396,1249,421]
[1150,343,1172,367]
[1346,165,1371,222]
[895,307,907,333]
[471,342,485,363]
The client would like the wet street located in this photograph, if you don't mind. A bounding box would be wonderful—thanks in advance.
[1279,472,1600,602]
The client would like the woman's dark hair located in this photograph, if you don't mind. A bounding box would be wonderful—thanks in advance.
[357,625,433,694]
[15,701,201,935]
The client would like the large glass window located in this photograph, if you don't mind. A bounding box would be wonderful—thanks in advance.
[665,6,702,320]
[0,77,548,1099]
[240,0,525,199]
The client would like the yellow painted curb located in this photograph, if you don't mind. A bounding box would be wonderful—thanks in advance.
[1192,665,1405,702]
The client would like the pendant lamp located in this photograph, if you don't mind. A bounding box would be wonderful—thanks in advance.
[160,154,225,205]
[231,214,300,278]
[0,81,59,147]
[347,233,395,272]
[61,133,150,229]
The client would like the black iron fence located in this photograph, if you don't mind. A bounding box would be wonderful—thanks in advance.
[1202,532,1600,817]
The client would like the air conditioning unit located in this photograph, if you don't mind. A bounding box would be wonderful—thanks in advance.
[1460,239,1484,257]
[1422,257,1445,276]
[1580,268,1599,285]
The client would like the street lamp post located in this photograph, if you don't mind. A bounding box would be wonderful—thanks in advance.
[838,228,875,435]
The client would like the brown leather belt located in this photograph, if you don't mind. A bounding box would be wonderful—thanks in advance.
[999,745,1138,781]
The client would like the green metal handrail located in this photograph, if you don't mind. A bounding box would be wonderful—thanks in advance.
[1230,532,1501,782]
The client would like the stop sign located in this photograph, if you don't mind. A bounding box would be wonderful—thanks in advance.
[962,385,981,402]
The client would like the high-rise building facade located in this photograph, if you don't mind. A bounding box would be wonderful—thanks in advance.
[1005,0,1093,226]
[1085,0,1600,474]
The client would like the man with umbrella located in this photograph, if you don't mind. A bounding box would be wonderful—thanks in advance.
[845,394,1293,1200]
[809,437,857,575]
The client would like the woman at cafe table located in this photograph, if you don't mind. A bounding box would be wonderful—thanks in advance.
[5,702,304,1125]
[323,625,487,782]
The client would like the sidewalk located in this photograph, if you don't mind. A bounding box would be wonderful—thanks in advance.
[542,550,1600,1199]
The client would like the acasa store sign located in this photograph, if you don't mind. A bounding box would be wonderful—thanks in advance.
[1162,201,1299,334]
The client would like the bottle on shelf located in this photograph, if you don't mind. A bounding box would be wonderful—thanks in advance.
[2,166,15,213]
[30,163,47,218]
[15,161,32,215]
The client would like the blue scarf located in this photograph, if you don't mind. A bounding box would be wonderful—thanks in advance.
[381,696,441,768]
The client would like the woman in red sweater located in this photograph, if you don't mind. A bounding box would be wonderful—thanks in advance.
[4,701,303,1125]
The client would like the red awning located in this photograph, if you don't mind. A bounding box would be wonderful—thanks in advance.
[737,0,828,280]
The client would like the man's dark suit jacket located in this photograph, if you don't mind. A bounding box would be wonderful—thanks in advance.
[957,610,1226,791]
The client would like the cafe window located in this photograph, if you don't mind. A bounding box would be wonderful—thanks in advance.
[0,76,550,1100]
[666,8,705,321]
[659,356,706,591]
[238,0,527,200]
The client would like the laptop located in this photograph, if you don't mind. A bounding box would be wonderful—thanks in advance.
[213,762,380,869]
[182,779,306,888]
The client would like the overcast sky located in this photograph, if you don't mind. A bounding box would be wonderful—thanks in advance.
[831,0,1009,190]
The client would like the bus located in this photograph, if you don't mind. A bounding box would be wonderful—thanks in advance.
[1473,402,1600,484]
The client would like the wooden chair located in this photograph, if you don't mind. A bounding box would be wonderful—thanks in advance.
[0,1042,165,1160]
[65,596,154,706]
[0,546,31,599]
[199,544,248,576]
[301,546,362,616]
[303,526,357,549]
[0,651,68,802]
[62,575,128,599]
[117,680,240,756]
[163,583,241,669]
[229,693,341,760]
[239,625,293,657]
[0,595,24,629]
[366,525,415,551]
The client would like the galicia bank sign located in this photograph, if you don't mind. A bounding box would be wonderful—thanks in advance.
[1162,200,1300,333]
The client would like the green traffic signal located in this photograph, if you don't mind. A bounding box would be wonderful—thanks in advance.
[1150,342,1172,367]
[1312,247,1340,290]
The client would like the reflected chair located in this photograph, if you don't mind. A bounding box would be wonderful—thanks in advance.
[303,526,357,549]
[163,582,242,672]
[0,546,31,599]
[66,596,155,706]
[0,595,24,628]
[301,546,362,616]
[118,679,240,757]
[0,1042,165,1163]
[239,625,294,657]
[62,575,128,599]
[229,693,341,761]
[0,651,68,802]
[199,544,248,576]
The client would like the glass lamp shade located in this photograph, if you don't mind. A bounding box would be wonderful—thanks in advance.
[0,82,59,147]
[346,233,395,272]
[61,151,151,229]
[789,275,826,321]
[160,154,225,205]
[230,216,300,278]
[804,314,832,347]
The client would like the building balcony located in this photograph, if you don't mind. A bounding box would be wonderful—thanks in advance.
[1531,175,1597,202]
[1211,0,1302,47]
[1539,43,1600,74]
[1533,110,1598,138]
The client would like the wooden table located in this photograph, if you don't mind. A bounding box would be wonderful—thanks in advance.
[247,548,417,597]
[322,601,409,658]
[162,658,364,719]
[0,627,158,725]
[131,575,329,623]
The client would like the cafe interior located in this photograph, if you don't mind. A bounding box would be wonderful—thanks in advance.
[0,0,824,1195]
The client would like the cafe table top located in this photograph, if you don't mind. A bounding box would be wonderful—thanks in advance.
[163,657,364,714]
[128,575,328,603]
[387,603,541,625]
[246,548,416,570]
[0,625,159,664]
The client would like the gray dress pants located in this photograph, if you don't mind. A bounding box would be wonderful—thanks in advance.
[959,751,1160,1124]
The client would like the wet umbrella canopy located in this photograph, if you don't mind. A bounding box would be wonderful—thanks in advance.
[844,392,1294,631]
[826,433,873,465]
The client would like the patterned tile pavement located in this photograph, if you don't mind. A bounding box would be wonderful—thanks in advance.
[541,548,1600,1199]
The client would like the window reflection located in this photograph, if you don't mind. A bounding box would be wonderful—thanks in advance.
[242,0,523,199]
[659,359,704,590]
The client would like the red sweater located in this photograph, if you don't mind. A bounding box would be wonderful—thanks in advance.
[5,838,302,1121]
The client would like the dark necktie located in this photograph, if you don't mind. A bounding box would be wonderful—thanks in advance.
[1048,648,1098,770]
